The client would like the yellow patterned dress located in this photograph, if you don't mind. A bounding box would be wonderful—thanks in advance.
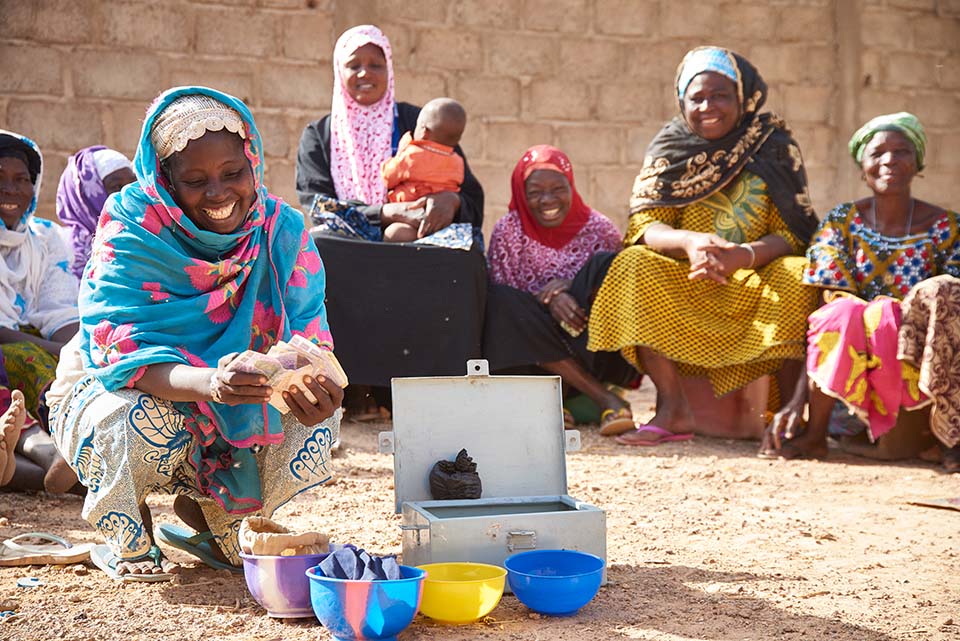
[588,171,817,397]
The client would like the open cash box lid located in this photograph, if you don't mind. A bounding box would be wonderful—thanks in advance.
[379,360,581,513]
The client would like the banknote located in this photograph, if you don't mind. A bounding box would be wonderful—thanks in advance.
[225,337,349,414]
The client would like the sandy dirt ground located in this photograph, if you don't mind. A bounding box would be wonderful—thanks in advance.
[0,381,958,641]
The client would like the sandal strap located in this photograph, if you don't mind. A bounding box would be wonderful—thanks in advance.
[145,545,163,566]
[601,408,631,422]
[4,532,71,551]
[183,531,216,547]
[111,545,164,570]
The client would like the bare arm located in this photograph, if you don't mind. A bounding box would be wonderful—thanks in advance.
[418,191,461,238]
[50,322,80,347]
[0,325,77,357]
[642,222,703,258]
[134,358,271,405]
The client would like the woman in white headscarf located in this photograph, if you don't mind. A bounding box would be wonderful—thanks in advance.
[0,130,79,492]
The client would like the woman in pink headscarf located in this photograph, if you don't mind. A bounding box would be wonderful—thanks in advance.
[296,24,483,240]
[295,25,486,417]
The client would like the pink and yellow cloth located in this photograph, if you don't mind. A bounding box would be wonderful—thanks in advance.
[804,202,960,446]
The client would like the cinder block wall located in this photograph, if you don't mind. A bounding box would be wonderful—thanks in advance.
[1,0,957,240]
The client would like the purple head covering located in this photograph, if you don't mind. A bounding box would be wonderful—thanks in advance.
[56,145,131,279]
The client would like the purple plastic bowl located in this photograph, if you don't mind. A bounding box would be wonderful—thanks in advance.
[240,552,330,618]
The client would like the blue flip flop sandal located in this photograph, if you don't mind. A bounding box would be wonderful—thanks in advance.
[155,524,241,573]
[90,544,175,583]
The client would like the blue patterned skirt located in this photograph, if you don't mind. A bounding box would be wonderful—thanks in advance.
[49,376,340,565]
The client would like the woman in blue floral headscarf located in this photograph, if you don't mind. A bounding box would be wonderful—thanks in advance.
[49,87,344,580]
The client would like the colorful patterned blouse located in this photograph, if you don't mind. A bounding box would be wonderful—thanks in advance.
[487,209,621,295]
[804,202,960,300]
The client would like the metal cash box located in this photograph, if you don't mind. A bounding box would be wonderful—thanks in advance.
[378,360,606,589]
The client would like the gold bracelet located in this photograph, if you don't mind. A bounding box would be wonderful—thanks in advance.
[740,243,756,269]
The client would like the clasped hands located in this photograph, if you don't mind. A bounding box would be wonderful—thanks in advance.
[684,232,753,284]
[381,191,459,239]
[208,353,344,426]
[537,278,587,335]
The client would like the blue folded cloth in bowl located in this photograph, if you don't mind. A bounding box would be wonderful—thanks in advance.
[318,544,401,581]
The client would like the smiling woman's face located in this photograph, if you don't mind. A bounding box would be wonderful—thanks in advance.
[166,129,255,234]
[524,169,572,228]
[860,130,918,196]
[682,71,740,140]
[341,43,388,106]
[0,156,33,228]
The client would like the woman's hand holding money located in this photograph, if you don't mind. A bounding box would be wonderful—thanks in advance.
[283,375,344,426]
[209,353,274,405]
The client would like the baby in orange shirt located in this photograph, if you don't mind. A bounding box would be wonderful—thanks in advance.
[381,98,466,242]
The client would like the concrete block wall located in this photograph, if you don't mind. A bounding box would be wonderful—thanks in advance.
[1,0,957,240]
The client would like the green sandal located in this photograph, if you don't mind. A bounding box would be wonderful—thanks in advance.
[155,524,241,573]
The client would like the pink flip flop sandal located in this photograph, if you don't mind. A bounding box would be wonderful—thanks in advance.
[616,424,694,447]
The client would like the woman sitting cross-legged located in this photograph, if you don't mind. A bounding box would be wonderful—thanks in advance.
[48,87,344,581]
[483,145,638,434]
[760,112,960,472]
[587,47,820,446]
[0,130,81,492]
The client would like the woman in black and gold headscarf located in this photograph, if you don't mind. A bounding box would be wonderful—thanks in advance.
[587,47,819,446]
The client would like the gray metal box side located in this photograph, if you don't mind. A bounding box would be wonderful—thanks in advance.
[400,495,607,591]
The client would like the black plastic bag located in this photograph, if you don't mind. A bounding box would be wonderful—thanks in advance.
[429,448,482,500]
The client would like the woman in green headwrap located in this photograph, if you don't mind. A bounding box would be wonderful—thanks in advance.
[761,112,960,472]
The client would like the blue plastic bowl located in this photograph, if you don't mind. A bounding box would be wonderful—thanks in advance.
[504,549,604,616]
[305,565,425,641]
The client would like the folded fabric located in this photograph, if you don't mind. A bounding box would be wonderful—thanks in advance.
[318,544,400,581]
[310,194,382,242]
[411,222,474,251]
[238,516,329,556]
[310,194,475,250]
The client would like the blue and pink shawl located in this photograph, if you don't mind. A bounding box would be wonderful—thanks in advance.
[78,86,333,513]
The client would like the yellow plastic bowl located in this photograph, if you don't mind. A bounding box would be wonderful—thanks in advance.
[416,562,507,624]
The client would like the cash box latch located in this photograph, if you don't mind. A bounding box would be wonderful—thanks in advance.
[506,530,537,552]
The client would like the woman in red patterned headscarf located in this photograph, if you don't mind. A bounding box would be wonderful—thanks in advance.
[484,145,638,435]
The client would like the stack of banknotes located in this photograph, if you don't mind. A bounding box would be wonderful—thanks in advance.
[226,335,348,414]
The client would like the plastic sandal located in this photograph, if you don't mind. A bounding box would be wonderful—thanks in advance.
[155,524,242,573]
[90,544,175,582]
